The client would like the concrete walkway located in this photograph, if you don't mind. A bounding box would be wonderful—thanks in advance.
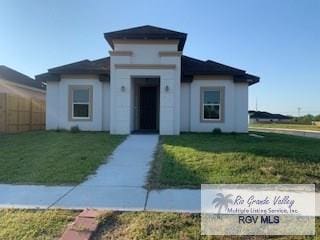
[53,134,158,210]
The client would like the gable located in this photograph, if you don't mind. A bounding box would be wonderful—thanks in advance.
[104,25,187,51]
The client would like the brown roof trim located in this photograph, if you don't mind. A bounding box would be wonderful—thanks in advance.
[234,74,260,85]
[114,64,176,69]
[112,39,180,46]
[159,51,182,57]
[36,54,259,86]
[109,51,133,56]
[35,73,60,82]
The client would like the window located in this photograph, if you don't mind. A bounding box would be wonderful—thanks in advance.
[201,87,224,121]
[70,86,92,120]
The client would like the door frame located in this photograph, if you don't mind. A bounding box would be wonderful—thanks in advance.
[132,77,160,132]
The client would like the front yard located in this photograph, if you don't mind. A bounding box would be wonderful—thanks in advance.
[93,212,320,240]
[1,210,318,239]
[0,209,77,240]
[0,131,125,185]
[148,132,320,189]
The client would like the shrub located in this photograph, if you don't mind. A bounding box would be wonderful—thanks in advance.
[70,125,80,133]
[55,128,67,132]
[212,128,222,134]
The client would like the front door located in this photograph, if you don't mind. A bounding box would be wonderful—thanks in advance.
[139,86,157,130]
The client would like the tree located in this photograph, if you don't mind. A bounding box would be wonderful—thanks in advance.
[212,193,233,218]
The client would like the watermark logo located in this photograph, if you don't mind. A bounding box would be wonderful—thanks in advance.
[212,193,233,218]
[201,184,315,236]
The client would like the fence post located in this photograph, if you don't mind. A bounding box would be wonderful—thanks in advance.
[30,98,33,131]
[2,93,7,133]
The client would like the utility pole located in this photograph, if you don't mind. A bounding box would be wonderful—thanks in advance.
[297,107,301,117]
[255,98,258,111]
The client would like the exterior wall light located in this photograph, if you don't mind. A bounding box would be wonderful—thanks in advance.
[121,86,125,92]
[165,85,169,92]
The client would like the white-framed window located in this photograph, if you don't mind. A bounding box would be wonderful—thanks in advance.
[70,86,92,120]
[201,87,224,121]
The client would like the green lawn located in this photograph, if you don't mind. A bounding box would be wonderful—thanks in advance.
[148,132,320,189]
[1,210,318,240]
[0,209,77,240]
[93,212,320,240]
[0,131,125,185]
[250,123,320,131]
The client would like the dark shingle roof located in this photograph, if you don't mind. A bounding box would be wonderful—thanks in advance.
[36,58,110,82]
[181,55,259,85]
[0,65,45,90]
[104,25,187,51]
[181,56,245,75]
[36,55,259,85]
[249,111,292,120]
[48,59,109,75]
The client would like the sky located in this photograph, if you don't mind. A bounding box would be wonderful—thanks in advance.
[0,0,319,116]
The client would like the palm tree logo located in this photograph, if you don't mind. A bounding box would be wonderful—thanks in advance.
[212,193,233,218]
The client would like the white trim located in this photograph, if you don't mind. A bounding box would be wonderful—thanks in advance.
[201,89,222,121]
[71,88,91,119]
[202,103,221,121]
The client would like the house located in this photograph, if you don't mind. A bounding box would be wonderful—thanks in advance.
[37,25,259,135]
[249,111,293,124]
[0,65,46,132]
[0,65,45,99]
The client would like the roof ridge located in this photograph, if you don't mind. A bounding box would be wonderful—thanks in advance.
[48,59,91,71]
[104,25,187,35]
[91,57,110,63]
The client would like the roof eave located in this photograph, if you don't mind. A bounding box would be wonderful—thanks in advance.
[36,72,110,82]
[234,74,260,86]
[35,73,60,82]
[48,69,108,75]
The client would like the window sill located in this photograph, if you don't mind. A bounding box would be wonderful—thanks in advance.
[201,119,224,123]
[69,117,92,122]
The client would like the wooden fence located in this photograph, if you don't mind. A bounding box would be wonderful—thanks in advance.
[0,93,45,133]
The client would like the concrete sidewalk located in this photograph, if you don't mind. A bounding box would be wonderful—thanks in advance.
[0,183,201,212]
[0,184,319,215]
[250,127,320,139]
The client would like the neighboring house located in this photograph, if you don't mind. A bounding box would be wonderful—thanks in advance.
[0,65,45,99]
[37,25,259,135]
[0,65,46,132]
[249,111,293,124]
